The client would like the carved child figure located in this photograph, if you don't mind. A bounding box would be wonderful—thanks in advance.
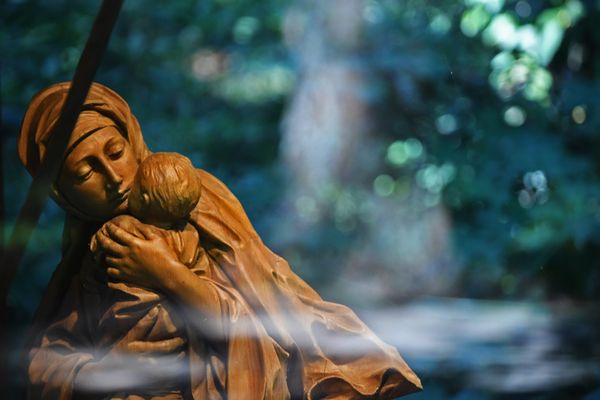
[112,150,202,266]
[87,152,206,397]
[25,82,421,400]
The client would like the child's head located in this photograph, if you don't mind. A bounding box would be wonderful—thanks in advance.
[128,152,201,227]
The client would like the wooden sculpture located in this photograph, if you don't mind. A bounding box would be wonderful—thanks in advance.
[19,82,422,399]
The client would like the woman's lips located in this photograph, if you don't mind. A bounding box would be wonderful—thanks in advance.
[110,188,130,205]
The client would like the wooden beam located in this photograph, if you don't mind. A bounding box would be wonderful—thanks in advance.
[0,0,123,396]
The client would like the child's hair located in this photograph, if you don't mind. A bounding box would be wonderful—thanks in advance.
[129,152,201,223]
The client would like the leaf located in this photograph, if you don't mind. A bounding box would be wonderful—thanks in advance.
[538,19,564,66]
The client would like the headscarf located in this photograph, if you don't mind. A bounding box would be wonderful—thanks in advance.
[18,81,152,336]
[20,83,422,400]
[19,81,150,174]
[18,81,151,219]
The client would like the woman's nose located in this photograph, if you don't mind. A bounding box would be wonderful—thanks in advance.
[103,161,123,190]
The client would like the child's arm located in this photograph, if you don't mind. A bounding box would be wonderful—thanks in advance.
[90,215,145,260]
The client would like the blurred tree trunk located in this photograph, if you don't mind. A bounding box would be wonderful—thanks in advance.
[277,0,457,302]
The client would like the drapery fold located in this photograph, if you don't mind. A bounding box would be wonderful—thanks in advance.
[22,82,421,399]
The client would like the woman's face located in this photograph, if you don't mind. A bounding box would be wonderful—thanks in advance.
[57,126,139,221]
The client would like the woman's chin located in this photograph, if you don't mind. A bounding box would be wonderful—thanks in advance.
[114,199,130,215]
[103,199,129,219]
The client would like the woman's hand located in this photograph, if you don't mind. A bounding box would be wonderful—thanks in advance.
[95,220,225,331]
[94,222,187,292]
[74,308,188,394]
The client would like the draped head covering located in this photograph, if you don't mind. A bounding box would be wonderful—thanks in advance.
[19,81,150,177]
[19,82,152,337]
[21,83,422,400]
[18,82,152,217]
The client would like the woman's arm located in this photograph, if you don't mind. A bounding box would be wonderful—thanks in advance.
[73,332,187,395]
[29,272,189,399]
[94,222,228,336]
[28,275,95,399]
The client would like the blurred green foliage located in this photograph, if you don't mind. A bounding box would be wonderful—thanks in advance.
[2,0,292,307]
[3,0,600,398]
[2,0,600,317]
[362,0,600,300]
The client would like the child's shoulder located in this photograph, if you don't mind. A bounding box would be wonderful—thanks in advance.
[107,214,139,227]
[105,214,163,238]
[169,223,200,267]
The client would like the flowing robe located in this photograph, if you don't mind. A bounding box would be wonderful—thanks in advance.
[28,222,289,400]
[28,169,421,399]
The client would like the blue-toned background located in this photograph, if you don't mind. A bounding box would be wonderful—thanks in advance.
[2,0,599,398]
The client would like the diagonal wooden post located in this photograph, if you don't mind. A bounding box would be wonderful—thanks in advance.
[0,0,123,396]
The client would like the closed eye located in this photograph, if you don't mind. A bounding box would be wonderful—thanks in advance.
[109,148,124,160]
[104,137,125,160]
[77,169,93,181]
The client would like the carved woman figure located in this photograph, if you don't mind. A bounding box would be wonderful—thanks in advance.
[19,82,422,399]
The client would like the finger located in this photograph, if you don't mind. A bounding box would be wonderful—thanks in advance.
[136,223,160,240]
[96,230,127,256]
[105,258,132,276]
[90,234,98,253]
[106,267,123,279]
[130,307,161,334]
[106,279,140,292]
[105,254,124,264]
[106,223,142,247]
[127,337,186,354]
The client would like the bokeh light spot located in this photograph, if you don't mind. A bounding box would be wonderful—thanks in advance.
[515,1,532,18]
[386,139,423,167]
[461,5,491,37]
[520,171,549,207]
[436,114,458,135]
[373,175,395,197]
[504,106,526,127]
[483,13,518,50]
[524,170,547,191]
[466,0,505,13]
[518,25,539,54]
[430,14,452,35]
[386,141,408,166]
[405,138,424,159]
[572,105,586,124]
[558,10,572,28]
[233,16,260,44]
[440,163,457,184]
[491,51,514,70]
[510,63,529,84]
[518,190,534,208]
[363,0,384,24]
[191,50,228,81]
[214,65,294,104]
[524,67,553,101]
